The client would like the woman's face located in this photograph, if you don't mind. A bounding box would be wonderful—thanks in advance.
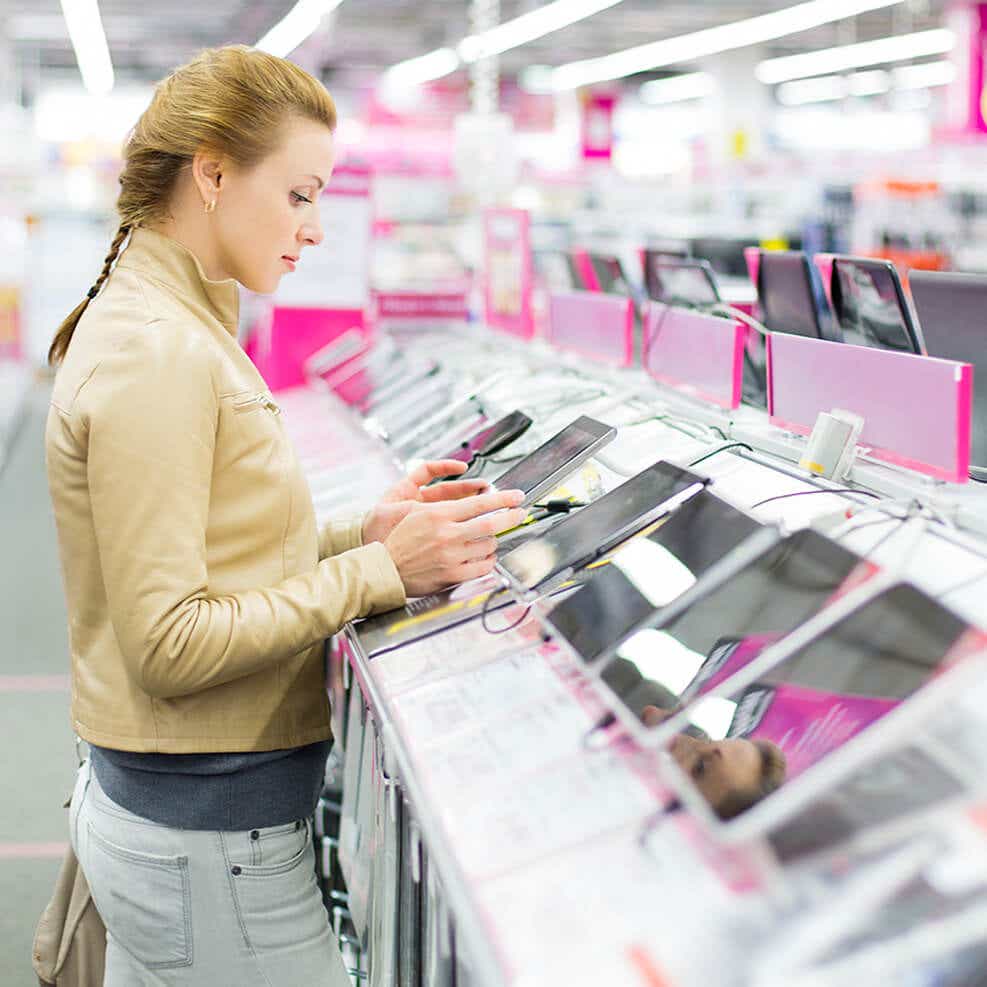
[212,117,335,294]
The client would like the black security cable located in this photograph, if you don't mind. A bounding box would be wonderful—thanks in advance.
[749,488,882,510]
[479,586,530,635]
[687,442,754,468]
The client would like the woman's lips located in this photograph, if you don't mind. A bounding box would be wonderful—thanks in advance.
[282,256,297,272]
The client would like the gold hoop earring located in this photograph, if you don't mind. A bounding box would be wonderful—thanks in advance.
[204,200,216,214]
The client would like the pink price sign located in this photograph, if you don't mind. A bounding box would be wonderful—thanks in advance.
[483,208,535,340]
[546,290,634,367]
[374,290,469,322]
[643,303,746,409]
[767,333,973,483]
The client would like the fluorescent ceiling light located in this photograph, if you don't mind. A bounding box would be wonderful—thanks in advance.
[757,28,954,84]
[59,0,114,96]
[519,65,557,94]
[256,0,344,58]
[893,59,957,90]
[384,48,460,87]
[383,0,625,88]
[551,0,906,90]
[776,59,955,105]
[458,0,623,62]
[639,72,715,105]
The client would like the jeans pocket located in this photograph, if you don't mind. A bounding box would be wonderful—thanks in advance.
[85,823,193,969]
[229,826,330,953]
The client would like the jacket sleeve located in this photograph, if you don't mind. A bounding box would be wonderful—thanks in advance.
[81,324,406,700]
[318,516,368,559]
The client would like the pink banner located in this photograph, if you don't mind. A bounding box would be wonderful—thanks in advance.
[643,303,745,409]
[944,2,987,136]
[483,208,535,340]
[546,290,633,367]
[767,333,972,483]
[374,290,469,322]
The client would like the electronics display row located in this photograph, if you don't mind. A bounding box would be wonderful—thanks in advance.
[285,316,987,987]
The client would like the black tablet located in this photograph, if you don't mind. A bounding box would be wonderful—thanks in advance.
[757,250,824,338]
[498,461,708,592]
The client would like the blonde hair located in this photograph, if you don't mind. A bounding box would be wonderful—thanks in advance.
[49,45,337,365]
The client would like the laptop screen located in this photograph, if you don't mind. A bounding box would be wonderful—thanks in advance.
[759,251,822,338]
[831,257,920,354]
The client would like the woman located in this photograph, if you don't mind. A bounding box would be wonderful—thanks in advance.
[46,45,525,985]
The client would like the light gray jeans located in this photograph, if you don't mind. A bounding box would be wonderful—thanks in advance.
[69,759,351,987]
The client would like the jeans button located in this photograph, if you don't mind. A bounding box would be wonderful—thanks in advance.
[231,865,242,876]
[250,830,259,841]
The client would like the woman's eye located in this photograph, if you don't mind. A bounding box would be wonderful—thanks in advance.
[291,191,313,205]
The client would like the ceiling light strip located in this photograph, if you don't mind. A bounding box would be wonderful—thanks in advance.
[550,0,906,91]
[256,0,345,58]
[59,0,114,96]
[757,27,955,84]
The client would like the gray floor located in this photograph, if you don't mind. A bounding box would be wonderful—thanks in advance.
[0,383,77,986]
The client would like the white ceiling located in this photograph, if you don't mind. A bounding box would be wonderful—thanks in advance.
[0,0,948,98]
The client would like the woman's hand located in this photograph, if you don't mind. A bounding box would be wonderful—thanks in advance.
[384,490,527,597]
[363,460,490,545]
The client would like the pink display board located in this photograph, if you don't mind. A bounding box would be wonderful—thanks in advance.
[767,333,973,483]
[483,208,535,340]
[547,290,633,368]
[253,307,367,392]
[643,303,746,409]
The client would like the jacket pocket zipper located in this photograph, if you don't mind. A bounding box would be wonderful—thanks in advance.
[233,394,281,415]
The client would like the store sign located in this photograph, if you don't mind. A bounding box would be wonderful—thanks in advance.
[767,333,973,483]
[374,290,469,322]
[945,2,987,136]
[581,92,617,161]
[483,207,535,340]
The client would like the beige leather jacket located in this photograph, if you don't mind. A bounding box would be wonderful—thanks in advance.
[46,228,406,753]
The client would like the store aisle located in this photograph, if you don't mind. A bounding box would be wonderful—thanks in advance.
[0,382,77,986]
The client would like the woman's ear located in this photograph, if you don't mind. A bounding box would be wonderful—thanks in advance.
[190,149,224,206]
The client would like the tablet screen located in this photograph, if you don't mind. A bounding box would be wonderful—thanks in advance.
[647,261,720,308]
[832,258,917,353]
[759,251,821,338]
[491,416,614,501]
[441,411,532,463]
[547,491,763,664]
[662,584,970,822]
[596,529,863,728]
[498,462,705,590]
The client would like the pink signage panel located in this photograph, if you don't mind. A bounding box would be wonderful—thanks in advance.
[767,333,973,483]
[643,303,746,409]
[374,290,469,321]
[547,290,633,368]
[483,207,535,340]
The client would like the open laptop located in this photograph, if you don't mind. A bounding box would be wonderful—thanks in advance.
[644,258,722,309]
[909,270,987,481]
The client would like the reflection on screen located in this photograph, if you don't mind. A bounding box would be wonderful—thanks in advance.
[759,252,821,338]
[499,462,703,590]
[492,417,610,497]
[548,491,764,664]
[648,262,720,308]
[597,528,862,722]
[833,260,916,353]
[589,254,626,295]
[666,584,969,821]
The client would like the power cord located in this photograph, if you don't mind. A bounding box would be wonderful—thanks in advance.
[479,585,530,635]
[749,488,882,511]
[688,442,754,468]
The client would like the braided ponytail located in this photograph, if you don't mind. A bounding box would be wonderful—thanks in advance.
[48,224,131,366]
